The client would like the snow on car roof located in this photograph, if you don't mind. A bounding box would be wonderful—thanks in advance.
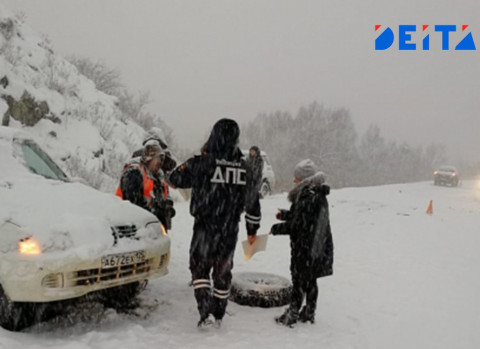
[438,165,457,171]
[1,126,158,251]
[0,125,30,142]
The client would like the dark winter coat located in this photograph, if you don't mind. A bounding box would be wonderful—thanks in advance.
[271,172,333,279]
[247,147,264,192]
[168,119,261,258]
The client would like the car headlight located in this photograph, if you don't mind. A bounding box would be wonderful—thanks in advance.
[18,237,42,255]
[160,224,168,236]
[145,222,168,240]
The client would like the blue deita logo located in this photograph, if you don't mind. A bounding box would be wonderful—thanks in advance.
[375,25,477,50]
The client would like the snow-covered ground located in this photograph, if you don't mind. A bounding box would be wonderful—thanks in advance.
[1,180,480,349]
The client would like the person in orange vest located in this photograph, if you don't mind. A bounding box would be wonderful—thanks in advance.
[131,129,177,176]
[116,140,175,230]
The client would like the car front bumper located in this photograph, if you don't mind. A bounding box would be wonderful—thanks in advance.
[434,175,457,184]
[0,238,170,303]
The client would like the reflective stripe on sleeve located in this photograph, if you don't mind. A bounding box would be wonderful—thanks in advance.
[245,213,261,224]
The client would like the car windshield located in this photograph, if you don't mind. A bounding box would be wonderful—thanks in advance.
[21,140,68,181]
[439,167,455,173]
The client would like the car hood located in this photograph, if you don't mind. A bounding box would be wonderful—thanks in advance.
[0,178,158,253]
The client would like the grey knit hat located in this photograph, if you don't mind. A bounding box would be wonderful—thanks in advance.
[294,159,318,181]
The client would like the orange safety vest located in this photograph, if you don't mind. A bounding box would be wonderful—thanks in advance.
[115,163,169,206]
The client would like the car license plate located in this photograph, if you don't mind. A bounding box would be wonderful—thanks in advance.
[101,250,146,268]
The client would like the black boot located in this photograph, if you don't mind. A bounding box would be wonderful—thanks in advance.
[197,314,214,328]
[275,308,298,327]
[298,306,315,324]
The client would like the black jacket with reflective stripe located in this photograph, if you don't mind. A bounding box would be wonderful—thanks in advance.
[169,150,260,236]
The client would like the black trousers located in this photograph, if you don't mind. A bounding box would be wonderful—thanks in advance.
[190,218,238,320]
[289,273,318,314]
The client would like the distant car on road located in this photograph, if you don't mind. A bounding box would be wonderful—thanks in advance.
[242,149,276,198]
[0,126,170,331]
[433,165,459,187]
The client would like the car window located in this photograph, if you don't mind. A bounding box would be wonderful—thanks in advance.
[21,140,68,181]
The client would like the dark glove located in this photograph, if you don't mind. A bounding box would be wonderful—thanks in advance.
[270,223,281,236]
[161,152,177,172]
[153,197,175,230]
[246,222,259,236]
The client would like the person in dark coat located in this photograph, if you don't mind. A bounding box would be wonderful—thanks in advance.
[270,159,333,327]
[116,140,175,230]
[168,118,261,328]
[247,145,264,192]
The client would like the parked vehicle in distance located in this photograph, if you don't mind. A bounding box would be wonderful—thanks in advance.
[242,149,276,198]
[0,126,170,331]
[433,165,459,187]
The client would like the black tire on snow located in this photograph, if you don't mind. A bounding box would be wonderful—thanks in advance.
[0,284,36,331]
[229,272,292,308]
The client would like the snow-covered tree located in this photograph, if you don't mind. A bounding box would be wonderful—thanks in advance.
[242,102,446,190]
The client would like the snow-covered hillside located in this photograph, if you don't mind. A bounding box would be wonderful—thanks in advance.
[0,4,153,191]
[0,180,479,349]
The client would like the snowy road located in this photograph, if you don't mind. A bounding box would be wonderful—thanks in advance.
[1,180,479,349]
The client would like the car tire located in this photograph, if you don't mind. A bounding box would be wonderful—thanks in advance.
[229,272,292,308]
[0,285,35,331]
[259,181,271,198]
[0,284,15,330]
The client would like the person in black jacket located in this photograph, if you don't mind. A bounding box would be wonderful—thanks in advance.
[270,159,333,327]
[168,118,261,328]
[247,145,264,192]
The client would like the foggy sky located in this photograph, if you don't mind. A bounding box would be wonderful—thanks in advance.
[2,0,480,162]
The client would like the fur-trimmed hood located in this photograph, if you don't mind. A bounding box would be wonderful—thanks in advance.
[288,171,329,202]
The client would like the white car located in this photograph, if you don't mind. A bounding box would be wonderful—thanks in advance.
[242,149,276,197]
[259,151,276,197]
[0,126,170,330]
